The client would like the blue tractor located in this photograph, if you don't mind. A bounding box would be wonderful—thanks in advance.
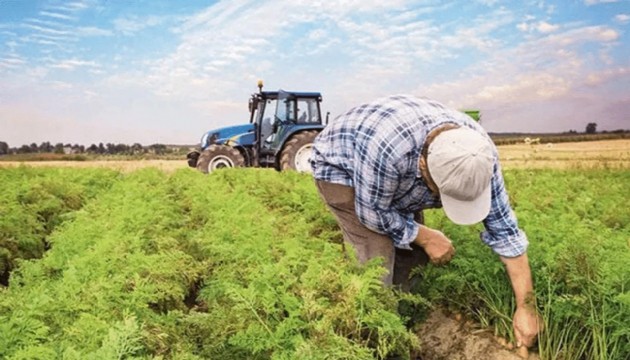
[187,81,328,173]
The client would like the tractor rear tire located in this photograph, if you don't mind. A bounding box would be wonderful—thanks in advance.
[197,145,245,174]
[279,130,319,173]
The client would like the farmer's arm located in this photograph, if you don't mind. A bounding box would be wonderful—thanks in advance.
[482,162,539,347]
[501,253,539,347]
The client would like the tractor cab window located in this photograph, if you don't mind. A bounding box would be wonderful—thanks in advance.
[259,99,277,146]
[296,98,320,123]
[275,98,293,123]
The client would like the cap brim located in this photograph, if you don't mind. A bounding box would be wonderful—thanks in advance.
[440,184,492,225]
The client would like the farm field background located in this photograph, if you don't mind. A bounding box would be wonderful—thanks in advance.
[1,139,629,172]
[0,139,628,359]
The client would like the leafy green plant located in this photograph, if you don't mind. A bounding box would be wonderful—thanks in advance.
[0,167,119,286]
[0,168,419,359]
[420,169,629,360]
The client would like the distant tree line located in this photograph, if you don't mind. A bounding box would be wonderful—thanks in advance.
[0,141,189,156]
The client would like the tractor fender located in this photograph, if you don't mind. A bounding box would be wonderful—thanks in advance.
[274,125,325,156]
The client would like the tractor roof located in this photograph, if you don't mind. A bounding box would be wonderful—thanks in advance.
[259,90,322,99]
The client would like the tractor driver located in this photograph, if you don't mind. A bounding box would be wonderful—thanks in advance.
[310,94,540,350]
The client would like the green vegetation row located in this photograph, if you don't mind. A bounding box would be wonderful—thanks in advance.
[421,169,630,360]
[0,168,416,359]
[0,167,628,359]
[0,167,120,286]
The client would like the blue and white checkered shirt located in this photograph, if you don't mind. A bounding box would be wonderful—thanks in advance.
[311,95,528,257]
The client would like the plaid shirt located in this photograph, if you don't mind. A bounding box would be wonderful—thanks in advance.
[311,95,528,257]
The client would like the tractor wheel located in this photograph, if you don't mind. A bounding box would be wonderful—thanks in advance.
[279,130,319,173]
[196,145,245,174]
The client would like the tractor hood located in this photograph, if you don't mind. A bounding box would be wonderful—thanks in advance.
[200,124,255,149]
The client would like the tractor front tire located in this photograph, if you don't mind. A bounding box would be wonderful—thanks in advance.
[197,145,245,174]
[279,130,319,173]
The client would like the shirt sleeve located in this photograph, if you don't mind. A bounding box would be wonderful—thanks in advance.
[481,161,529,257]
[352,132,419,250]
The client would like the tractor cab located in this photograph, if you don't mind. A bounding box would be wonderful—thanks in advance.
[187,81,327,173]
[249,86,326,168]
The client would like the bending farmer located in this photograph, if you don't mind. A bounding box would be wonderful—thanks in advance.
[310,94,539,348]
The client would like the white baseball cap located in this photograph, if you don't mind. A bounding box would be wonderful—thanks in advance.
[427,127,494,225]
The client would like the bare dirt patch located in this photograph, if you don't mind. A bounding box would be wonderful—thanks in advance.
[417,309,539,360]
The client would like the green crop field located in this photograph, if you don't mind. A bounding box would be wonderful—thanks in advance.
[0,166,628,359]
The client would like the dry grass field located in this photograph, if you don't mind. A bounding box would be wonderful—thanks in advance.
[1,139,629,171]
[497,139,630,169]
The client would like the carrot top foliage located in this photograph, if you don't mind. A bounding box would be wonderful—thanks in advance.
[0,168,417,359]
[0,167,627,359]
[420,169,630,360]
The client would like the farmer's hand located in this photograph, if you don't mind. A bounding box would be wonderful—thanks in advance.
[414,226,455,265]
[513,306,541,348]
[501,253,541,354]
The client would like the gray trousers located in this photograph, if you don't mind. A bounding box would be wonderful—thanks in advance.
[315,180,428,290]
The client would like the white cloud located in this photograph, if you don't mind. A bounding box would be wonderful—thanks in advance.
[39,11,75,21]
[49,81,73,90]
[584,0,619,5]
[52,2,90,12]
[536,21,560,33]
[77,26,113,37]
[415,20,626,131]
[23,23,70,36]
[585,67,630,85]
[474,0,500,5]
[540,26,619,47]
[113,15,168,35]
[517,20,560,34]
[50,59,100,70]
[614,14,630,24]
[4,0,627,144]
[0,57,25,69]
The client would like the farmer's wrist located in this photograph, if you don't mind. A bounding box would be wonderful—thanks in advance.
[515,292,536,310]
[414,224,434,247]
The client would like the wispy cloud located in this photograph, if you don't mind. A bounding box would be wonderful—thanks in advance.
[1,0,628,144]
[420,22,623,113]
[51,2,90,12]
[0,57,26,69]
[614,14,630,24]
[39,11,76,21]
[23,23,70,36]
[585,66,630,85]
[77,26,113,37]
[113,15,167,35]
[50,59,100,70]
[584,0,619,5]
[517,20,561,33]
[537,21,560,33]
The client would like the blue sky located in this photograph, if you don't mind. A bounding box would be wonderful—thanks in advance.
[1,0,628,146]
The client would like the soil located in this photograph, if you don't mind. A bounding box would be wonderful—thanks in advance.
[416,309,540,360]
